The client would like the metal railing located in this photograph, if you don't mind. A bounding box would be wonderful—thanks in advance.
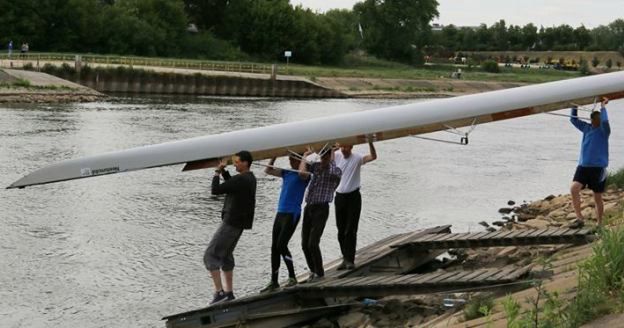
[0,52,280,75]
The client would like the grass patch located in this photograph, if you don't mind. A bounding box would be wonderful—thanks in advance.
[464,294,494,321]
[608,167,624,188]
[501,225,624,327]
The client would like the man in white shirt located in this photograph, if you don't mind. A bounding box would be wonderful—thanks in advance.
[334,139,377,270]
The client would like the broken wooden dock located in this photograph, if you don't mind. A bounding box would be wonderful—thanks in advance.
[163,226,595,328]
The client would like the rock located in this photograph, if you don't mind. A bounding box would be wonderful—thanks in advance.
[486,227,497,232]
[524,218,551,229]
[405,315,424,326]
[508,200,516,206]
[544,194,556,201]
[517,213,535,222]
[502,216,511,221]
[478,221,490,228]
[338,312,370,328]
[604,202,618,213]
[499,207,514,214]
[566,212,578,220]
[492,221,506,227]
[497,246,517,257]
[548,209,567,219]
[581,207,595,220]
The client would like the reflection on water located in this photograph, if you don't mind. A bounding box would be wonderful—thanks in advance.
[1,95,623,327]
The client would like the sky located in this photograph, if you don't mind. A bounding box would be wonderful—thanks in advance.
[291,0,622,28]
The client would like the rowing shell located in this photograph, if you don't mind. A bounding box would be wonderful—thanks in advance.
[8,71,624,189]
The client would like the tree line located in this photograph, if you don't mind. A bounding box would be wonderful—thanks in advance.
[0,0,622,66]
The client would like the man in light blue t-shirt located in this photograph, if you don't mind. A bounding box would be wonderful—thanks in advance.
[569,97,610,227]
[261,154,309,292]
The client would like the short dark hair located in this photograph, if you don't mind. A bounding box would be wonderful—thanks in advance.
[591,111,601,120]
[236,150,253,166]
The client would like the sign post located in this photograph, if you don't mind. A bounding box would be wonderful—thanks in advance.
[284,51,292,71]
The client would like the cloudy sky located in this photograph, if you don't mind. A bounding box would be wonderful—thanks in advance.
[291,0,621,28]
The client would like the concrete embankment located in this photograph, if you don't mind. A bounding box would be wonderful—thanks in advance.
[0,69,105,103]
[77,72,346,98]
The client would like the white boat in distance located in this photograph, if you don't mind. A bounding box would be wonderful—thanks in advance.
[8,71,624,189]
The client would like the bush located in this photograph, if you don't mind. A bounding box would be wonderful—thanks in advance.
[606,58,613,69]
[608,168,624,189]
[592,56,600,67]
[481,59,500,73]
[464,294,494,320]
[22,63,34,71]
[579,59,591,75]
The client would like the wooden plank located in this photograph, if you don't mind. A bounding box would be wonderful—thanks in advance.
[466,231,491,240]
[512,229,535,238]
[435,270,471,283]
[374,275,403,286]
[506,265,533,280]
[528,228,551,238]
[360,275,394,286]
[425,271,462,284]
[340,276,374,287]
[448,270,483,282]
[434,233,461,242]
[481,230,507,240]
[388,274,420,286]
[485,266,519,281]
[454,269,489,282]
[408,271,448,284]
[442,232,474,242]
[468,269,502,282]
[502,230,525,240]
[492,229,516,240]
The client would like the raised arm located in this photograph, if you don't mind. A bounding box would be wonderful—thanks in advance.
[264,157,282,177]
[298,149,312,180]
[570,106,589,132]
[363,141,377,164]
[601,98,610,137]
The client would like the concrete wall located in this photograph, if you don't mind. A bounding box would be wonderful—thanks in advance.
[77,73,346,98]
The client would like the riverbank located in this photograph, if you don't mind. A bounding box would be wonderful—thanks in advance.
[316,77,525,98]
[1,56,581,102]
[0,69,105,103]
[306,185,624,327]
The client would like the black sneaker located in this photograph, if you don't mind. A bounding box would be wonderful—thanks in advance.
[209,290,227,305]
[337,261,348,270]
[344,262,355,270]
[224,291,235,301]
[568,219,585,229]
[260,282,279,293]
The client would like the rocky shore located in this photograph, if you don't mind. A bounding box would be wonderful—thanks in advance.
[305,187,624,328]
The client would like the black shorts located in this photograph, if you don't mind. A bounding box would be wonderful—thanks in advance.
[573,166,607,193]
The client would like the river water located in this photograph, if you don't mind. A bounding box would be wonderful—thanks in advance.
[1,96,623,327]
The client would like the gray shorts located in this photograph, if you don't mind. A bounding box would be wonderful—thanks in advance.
[204,222,243,271]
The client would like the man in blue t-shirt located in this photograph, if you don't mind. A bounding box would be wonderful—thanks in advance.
[569,97,611,227]
[261,154,309,292]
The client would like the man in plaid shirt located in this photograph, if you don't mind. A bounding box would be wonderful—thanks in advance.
[298,147,342,282]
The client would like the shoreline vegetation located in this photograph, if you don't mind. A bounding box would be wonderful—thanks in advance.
[3,50,622,103]
[304,168,624,328]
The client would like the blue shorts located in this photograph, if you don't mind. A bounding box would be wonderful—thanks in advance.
[573,166,607,193]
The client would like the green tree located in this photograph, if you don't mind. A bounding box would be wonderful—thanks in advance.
[574,25,592,50]
[354,0,439,65]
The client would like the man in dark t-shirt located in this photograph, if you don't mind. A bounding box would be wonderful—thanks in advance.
[205,150,256,304]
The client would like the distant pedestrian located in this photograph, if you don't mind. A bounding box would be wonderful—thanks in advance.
[205,151,257,305]
[20,42,27,59]
[8,40,13,58]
